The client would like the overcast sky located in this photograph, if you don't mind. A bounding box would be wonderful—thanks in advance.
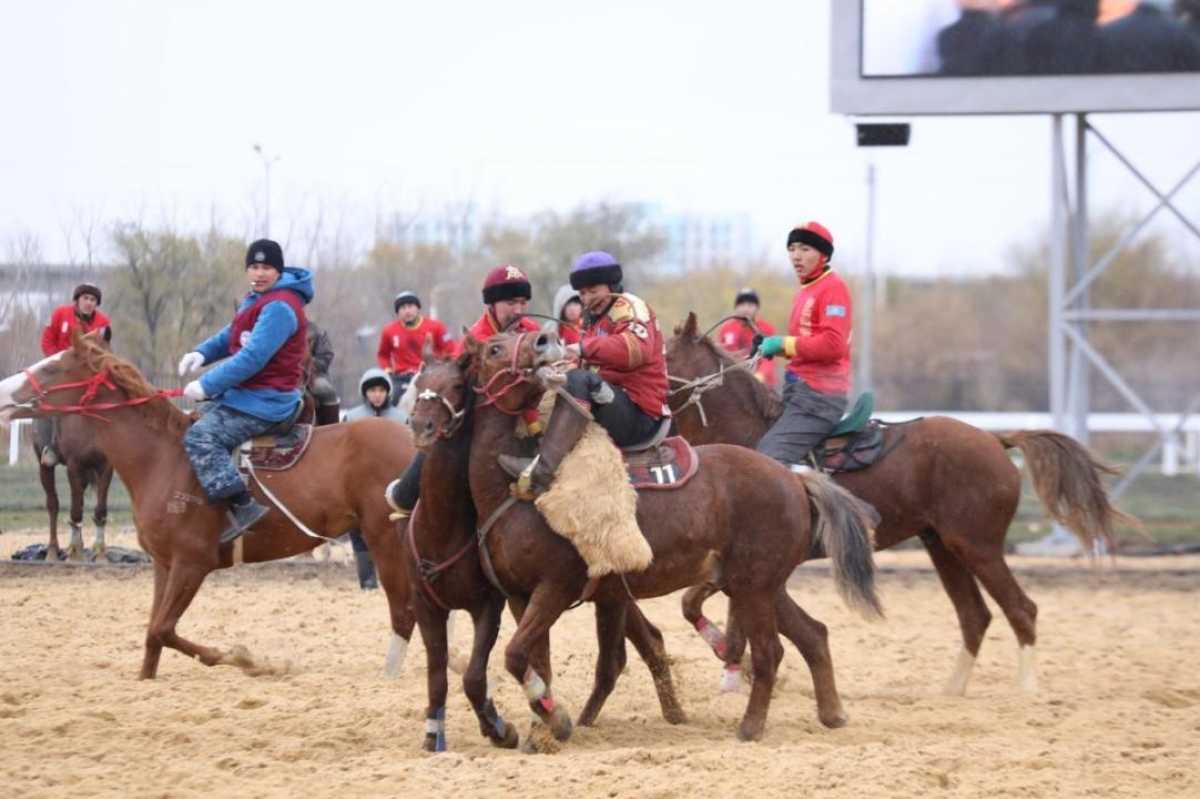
[2,0,1198,278]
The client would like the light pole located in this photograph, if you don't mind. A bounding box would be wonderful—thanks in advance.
[252,143,280,238]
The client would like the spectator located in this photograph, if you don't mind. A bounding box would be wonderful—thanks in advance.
[1098,0,1200,71]
[552,284,584,347]
[377,291,453,404]
[716,288,779,387]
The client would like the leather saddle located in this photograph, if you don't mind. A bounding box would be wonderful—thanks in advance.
[809,392,887,474]
[237,402,314,472]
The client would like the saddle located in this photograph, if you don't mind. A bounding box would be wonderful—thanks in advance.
[809,393,886,474]
[238,423,314,472]
[624,436,699,490]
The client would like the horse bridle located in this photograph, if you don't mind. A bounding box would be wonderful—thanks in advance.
[414,384,468,441]
[20,367,181,422]
[473,332,543,415]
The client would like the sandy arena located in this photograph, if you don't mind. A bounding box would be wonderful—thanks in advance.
[1,529,1197,799]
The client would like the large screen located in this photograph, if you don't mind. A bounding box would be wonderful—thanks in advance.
[832,2,1200,114]
[862,0,1200,78]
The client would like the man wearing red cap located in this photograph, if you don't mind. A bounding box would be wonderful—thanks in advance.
[756,222,852,470]
[377,290,453,403]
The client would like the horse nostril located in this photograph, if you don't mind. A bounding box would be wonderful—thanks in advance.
[534,334,548,352]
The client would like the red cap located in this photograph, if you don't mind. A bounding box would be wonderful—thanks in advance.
[482,264,532,305]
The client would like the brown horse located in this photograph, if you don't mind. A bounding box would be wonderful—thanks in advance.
[666,312,1132,695]
[404,355,686,752]
[0,332,417,680]
[457,327,881,744]
[32,413,115,561]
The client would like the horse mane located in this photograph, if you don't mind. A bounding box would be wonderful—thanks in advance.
[73,336,192,436]
[695,335,784,423]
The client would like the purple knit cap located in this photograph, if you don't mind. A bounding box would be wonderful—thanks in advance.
[570,251,623,290]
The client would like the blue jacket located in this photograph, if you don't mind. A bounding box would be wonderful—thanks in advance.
[195,267,315,422]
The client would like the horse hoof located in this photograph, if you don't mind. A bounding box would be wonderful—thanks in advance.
[549,705,573,742]
[719,668,747,694]
[520,721,563,754]
[820,710,849,729]
[491,721,519,749]
[736,721,765,742]
[66,546,85,563]
[663,706,688,726]
[422,733,446,753]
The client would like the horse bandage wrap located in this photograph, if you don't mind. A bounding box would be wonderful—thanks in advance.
[534,421,653,578]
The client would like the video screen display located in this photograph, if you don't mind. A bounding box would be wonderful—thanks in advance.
[861,1,1200,77]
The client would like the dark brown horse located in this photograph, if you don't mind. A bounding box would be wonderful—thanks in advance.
[0,332,418,681]
[404,355,686,752]
[32,412,115,561]
[666,312,1132,695]
[458,327,881,745]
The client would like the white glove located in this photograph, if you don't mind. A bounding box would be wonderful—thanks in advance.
[183,380,207,401]
[178,351,205,377]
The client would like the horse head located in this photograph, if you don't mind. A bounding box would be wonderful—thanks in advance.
[409,352,473,449]
[0,330,113,426]
[666,311,723,384]
[462,323,559,417]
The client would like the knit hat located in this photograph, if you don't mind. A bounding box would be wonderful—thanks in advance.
[734,287,759,307]
[72,283,102,305]
[569,251,623,291]
[245,239,285,273]
[481,264,532,305]
[393,291,421,313]
[787,222,834,261]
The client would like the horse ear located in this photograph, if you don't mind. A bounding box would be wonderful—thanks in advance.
[682,311,699,339]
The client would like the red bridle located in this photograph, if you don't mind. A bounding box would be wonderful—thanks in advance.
[22,367,183,423]
[472,332,542,416]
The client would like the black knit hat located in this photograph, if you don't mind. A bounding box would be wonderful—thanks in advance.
[394,291,421,313]
[245,239,285,273]
[72,283,102,305]
[734,287,759,307]
[786,222,835,261]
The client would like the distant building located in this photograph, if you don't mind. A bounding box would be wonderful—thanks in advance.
[643,206,762,272]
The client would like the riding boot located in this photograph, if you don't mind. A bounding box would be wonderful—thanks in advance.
[315,402,341,426]
[385,450,425,520]
[497,392,592,498]
[354,550,379,590]
[221,491,270,545]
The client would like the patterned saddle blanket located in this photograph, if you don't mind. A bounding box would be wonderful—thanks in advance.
[624,436,699,490]
[238,424,314,472]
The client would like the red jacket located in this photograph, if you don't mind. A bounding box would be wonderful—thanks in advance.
[558,321,582,346]
[785,269,852,394]
[467,311,542,429]
[377,316,453,374]
[717,317,779,386]
[41,305,112,356]
[582,293,670,419]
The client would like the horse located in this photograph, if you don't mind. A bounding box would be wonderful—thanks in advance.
[0,331,418,681]
[32,412,115,561]
[665,312,1133,695]
[404,355,686,752]
[456,326,881,745]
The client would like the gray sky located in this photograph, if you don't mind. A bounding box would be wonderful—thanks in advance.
[2,0,1198,277]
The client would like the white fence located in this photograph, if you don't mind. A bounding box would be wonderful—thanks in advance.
[7,413,1200,475]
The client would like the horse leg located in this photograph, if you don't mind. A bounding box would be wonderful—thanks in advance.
[920,529,993,696]
[91,465,114,558]
[577,600,627,727]
[623,600,687,724]
[947,534,1039,693]
[39,462,60,561]
[139,563,170,679]
[504,584,575,750]
[413,597,451,752]
[464,596,519,749]
[65,462,86,561]
[507,595,554,690]
[730,590,783,742]
[145,562,226,671]
[775,589,847,728]
[365,517,416,678]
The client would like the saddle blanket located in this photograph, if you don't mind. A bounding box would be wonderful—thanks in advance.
[624,436,699,490]
[238,424,314,472]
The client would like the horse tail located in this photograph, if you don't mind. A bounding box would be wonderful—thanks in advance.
[798,471,884,621]
[996,430,1139,552]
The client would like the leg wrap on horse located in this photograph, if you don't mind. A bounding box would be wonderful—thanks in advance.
[756,382,847,467]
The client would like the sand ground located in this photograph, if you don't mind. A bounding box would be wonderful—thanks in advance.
[1,527,1197,798]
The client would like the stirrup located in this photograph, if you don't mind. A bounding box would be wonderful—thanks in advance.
[511,455,541,501]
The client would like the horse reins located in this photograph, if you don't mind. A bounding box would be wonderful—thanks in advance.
[21,368,183,422]
[473,332,539,414]
[406,499,478,612]
[667,355,761,428]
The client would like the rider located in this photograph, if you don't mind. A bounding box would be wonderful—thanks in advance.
[552,284,583,346]
[37,283,112,467]
[306,319,341,425]
[497,251,670,494]
[377,291,453,404]
[717,287,779,386]
[385,265,541,519]
[177,239,313,544]
[756,222,852,472]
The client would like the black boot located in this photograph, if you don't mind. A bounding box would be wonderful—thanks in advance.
[354,550,379,590]
[385,450,425,520]
[315,402,341,426]
[221,492,270,545]
[497,392,593,499]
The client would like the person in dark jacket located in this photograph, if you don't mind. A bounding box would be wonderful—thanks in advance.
[306,320,341,425]
[1099,1,1200,72]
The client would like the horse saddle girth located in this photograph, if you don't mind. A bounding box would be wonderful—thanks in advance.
[239,424,314,472]
[812,421,885,474]
[625,436,698,491]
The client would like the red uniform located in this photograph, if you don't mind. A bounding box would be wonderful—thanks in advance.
[558,321,582,346]
[581,293,670,419]
[717,317,779,386]
[784,269,852,395]
[468,310,542,429]
[377,316,453,374]
[41,305,112,356]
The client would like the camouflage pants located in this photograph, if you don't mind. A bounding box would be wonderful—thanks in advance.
[183,404,278,502]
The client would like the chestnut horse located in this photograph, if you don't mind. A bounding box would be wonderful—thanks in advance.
[666,312,1132,695]
[0,332,417,680]
[457,328,881,745]
[404,356,686,752]
[32,412,115,561]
